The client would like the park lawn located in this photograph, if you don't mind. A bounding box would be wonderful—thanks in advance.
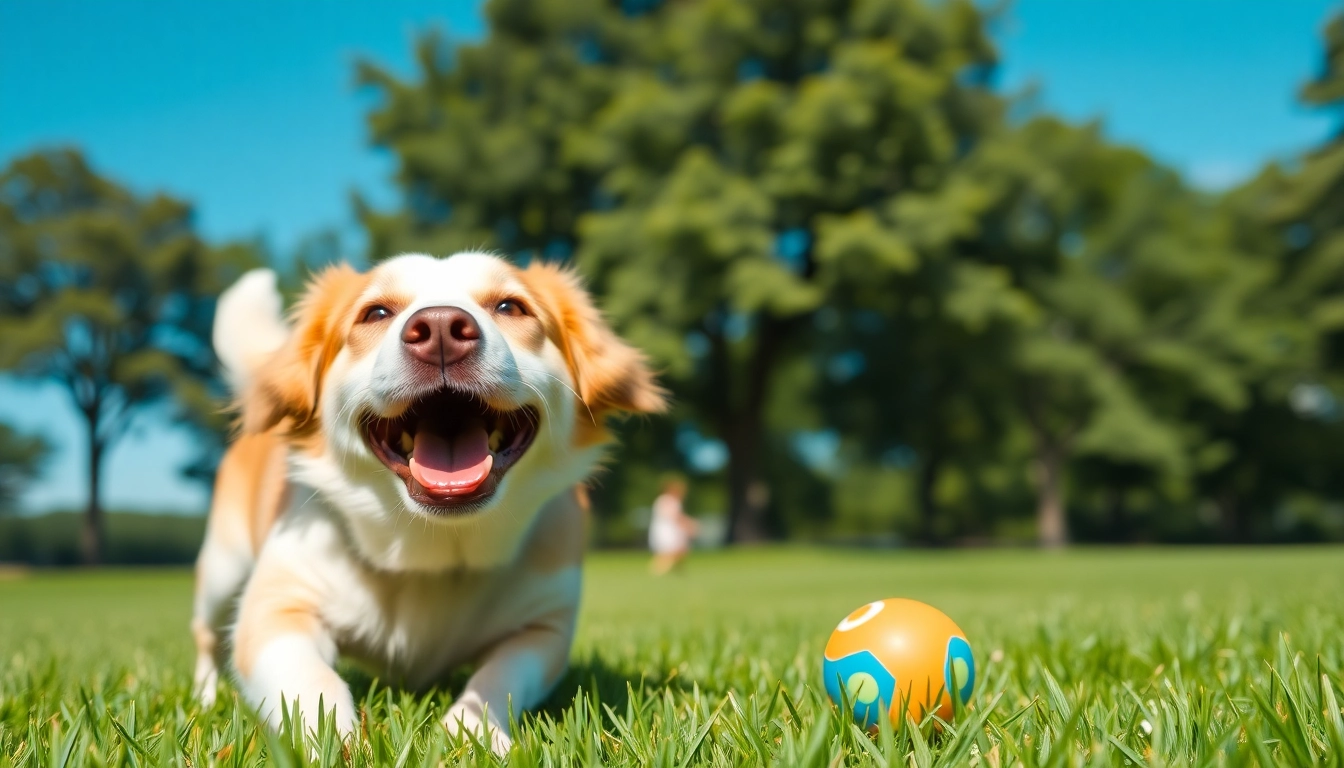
[1,546,1343,766]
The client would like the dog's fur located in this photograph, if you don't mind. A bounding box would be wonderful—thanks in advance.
[192,252,664,751]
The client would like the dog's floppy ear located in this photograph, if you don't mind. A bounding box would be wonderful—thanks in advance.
[522,262,667,417]
[242,264,370,435]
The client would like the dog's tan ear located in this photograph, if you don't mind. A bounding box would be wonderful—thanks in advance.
[522,262,667,417]
[242,264,370,435]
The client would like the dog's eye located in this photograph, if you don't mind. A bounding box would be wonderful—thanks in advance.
[360,305,393,323]
[495,299,527,317]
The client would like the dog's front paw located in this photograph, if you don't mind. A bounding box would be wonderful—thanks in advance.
[192,658,219,709]
[443,697,512,755]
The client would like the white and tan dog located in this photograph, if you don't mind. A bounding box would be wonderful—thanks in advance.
[192,252,664,751]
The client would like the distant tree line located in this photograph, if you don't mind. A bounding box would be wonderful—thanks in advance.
[0,511,205,566]
[4,0,1344,561]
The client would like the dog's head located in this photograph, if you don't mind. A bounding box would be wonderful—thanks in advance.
[242,252,664,522]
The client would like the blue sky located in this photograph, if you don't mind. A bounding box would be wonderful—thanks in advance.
[0,0,1337,513]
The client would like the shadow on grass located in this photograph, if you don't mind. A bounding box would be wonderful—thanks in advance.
[339,663,472,713]
[532,655,713,724]
[338,654,713,729]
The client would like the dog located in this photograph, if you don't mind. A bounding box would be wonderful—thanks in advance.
[191,252,664,752]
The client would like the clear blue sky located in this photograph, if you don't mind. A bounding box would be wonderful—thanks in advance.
[0,0,1337,513]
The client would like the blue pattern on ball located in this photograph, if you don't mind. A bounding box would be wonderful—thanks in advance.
[823,650,896,729]
[943,636,975,706]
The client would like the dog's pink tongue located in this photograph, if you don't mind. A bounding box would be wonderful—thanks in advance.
[409,422,493,494]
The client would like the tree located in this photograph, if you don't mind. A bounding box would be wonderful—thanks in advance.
[0,150,257,564]
[0,423,49,513]
[877,118,1275,547]
[561,0,999,541]
[1185,10,1344,542]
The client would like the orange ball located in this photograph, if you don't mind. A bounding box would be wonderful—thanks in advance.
[823,598,975,729]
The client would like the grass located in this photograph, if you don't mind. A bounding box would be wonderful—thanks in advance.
[2,546,1344,766]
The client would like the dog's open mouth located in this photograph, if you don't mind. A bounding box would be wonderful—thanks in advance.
[363,389,539,511]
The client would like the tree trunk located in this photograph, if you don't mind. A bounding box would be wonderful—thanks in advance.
[81,423,106,566]
[722,316,785,544]
[1032,441,1068,548]
[725,434,769,543]
[1216,490,1244,543]
[1106,486,1129,542]
[723,403,770,543]
[915,450,945,546]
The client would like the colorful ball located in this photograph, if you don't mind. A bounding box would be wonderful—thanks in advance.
[823,598,975,729]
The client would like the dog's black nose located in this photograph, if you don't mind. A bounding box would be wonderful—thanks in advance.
[401,306,481,368]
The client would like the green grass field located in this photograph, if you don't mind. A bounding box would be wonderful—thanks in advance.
[2,547,1343,766]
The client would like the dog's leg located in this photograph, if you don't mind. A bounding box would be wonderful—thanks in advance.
[232,560,357,737]
[193,431,288,708]
[191,533,253,708]
[442,614,575,754]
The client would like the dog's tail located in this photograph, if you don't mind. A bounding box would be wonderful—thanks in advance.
[213,269,289,393]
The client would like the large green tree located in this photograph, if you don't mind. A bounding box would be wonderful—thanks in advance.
[576,0,1001,542]
[863,118,1274,547]
[0,150,256,563]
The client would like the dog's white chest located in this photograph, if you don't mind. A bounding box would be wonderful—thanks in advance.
[255,488,583,691]
[323,552,580,689]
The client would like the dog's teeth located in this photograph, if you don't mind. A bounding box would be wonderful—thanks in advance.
[399,432,413,455]
[488,429,504,453]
